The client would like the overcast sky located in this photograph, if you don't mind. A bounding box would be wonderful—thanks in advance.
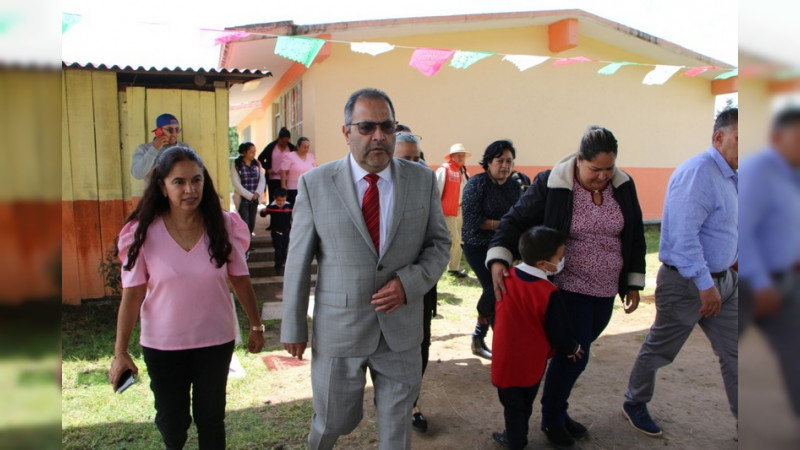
[59,0,741,69]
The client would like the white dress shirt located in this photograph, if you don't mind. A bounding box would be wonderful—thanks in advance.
[349,153,394,256]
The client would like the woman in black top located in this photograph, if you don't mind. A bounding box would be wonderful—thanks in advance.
[461,140,524,359]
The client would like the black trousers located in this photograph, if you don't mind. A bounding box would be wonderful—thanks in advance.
[237,198,257,235]
[541,290,614,428]
[271,230,289,268]
[266,179,282,203]
[142,341,234,450]
[286,189,298,206]
[415,284,437,408]
[497,383,541,450]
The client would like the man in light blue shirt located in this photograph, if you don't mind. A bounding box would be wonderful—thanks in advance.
[623,108,739,438]
[739,108,800,422]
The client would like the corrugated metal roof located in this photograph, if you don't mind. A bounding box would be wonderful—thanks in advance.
[61,62,271,77]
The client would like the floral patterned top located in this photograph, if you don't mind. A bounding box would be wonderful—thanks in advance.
[554,177,625,298]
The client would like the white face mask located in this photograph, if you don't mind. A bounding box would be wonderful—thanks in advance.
[543,258,565,276]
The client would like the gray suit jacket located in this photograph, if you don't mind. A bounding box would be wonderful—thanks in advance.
[280,155,450,357]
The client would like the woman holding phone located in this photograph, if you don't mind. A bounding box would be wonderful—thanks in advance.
[109,146,264,449]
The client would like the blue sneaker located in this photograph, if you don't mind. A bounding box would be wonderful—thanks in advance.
[622,403,662,437]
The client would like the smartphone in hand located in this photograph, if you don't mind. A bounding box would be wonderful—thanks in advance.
[154,128,164,137]
[115,369,136,394]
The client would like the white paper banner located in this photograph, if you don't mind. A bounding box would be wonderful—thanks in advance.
[350,41,396,56]
[642,65,682,85]
[502,54,549,72]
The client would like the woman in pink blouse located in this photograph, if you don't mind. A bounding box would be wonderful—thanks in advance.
[108,146,265,449]
[281,137,317,205]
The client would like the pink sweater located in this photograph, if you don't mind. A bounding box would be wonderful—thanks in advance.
[281,151,317,190]
[118,212,250,350]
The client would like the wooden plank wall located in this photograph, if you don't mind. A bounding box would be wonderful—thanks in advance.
[63,71,232,303]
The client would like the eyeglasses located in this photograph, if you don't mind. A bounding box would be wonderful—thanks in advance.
[161,127,181,134]
[347,121,398,135]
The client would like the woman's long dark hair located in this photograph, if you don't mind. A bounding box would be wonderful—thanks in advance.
[117,146,232,270]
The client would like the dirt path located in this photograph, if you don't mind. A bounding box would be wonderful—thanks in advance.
[263,295,739,449]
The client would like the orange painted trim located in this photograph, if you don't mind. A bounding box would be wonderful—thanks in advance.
[71,201,106,301]
[98,200,127,296]
[711,77,738,95]
[465,165,673,221]
[62,199,131,303]
[0,202,61,304]
[548,18,579,53]
[62,202,81,304]
[768,78,800,94]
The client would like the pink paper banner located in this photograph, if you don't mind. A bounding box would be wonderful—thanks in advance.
[214,31,251,46]
[409,48,455,77]
[551,56,594,66]
[683,65,720,77]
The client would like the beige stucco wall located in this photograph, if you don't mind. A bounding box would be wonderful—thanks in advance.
[738,77,774,158]
[298,25,717,170]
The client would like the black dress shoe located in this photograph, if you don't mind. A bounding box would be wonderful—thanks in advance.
[491,431,511,448]
[471,337,492,360]
[565,415,588,439]
[542,426,576,448]
[411,412,428,433]
[448,270,468,278]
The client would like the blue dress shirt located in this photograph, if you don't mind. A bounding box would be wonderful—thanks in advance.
[738,148,800,290]
[660,147,738,290]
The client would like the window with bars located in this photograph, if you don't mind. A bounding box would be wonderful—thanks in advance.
[274,82,303,140]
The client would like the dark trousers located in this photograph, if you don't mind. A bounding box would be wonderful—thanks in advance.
[498,383,541,450]
[741,275,800,416]
[415,284,437,408]
[541,290,614,428]
[271,230,289,268]
[142,341,234,450]
[267,179,282,202]
[237,198,257,235]
[462,243,494,339]
[287,189,298,206]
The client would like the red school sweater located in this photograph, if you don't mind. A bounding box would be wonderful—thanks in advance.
[491,266,577,388]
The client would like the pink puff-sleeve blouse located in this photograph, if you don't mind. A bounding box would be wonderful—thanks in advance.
[118,211,251,351]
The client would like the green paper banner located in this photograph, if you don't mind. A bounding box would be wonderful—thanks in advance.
[714,69,738,80]
[597,61,636,75]
[62,13,82,34]
[274,36,326,68]
[449,51,494,70]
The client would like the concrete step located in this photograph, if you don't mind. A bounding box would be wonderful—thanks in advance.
[248,246,275,263]
[248,260,317,278]
[253,274,316,301]
[250,235,274,248]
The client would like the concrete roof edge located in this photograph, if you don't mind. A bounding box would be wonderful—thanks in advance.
[218,9,733,69]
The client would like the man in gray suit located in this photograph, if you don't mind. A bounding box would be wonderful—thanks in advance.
[281,88,450,450]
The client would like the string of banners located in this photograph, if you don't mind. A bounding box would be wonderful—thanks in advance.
[62,13,738,85]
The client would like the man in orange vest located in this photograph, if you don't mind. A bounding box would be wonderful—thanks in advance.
[436,143,471,278]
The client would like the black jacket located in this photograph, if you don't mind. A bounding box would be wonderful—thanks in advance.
[257,139,297,172]
[487,154,646,300]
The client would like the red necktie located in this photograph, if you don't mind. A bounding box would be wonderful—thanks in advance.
[362,173,380,252]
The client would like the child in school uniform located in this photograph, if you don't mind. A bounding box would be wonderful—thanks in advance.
[491,226,584,449]
[264,188,292,275]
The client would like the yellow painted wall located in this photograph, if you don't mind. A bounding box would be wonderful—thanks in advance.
[298,26,716,170]
[739,77,773,157]
[122,87,231,204]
